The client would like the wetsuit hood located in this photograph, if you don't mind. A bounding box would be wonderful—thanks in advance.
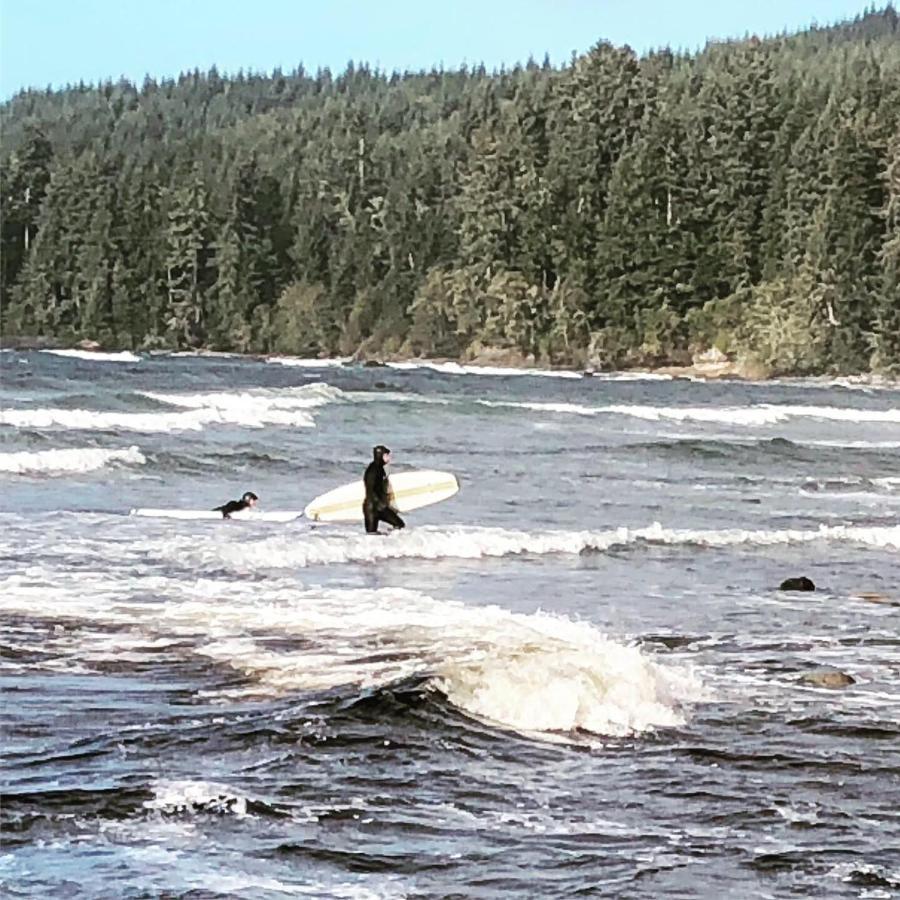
[373,445,390,463]
[242,491,259,502]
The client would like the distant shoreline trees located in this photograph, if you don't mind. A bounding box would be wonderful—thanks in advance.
[2,6,899,374]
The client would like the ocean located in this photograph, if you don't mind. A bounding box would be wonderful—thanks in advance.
[1,349,899,898]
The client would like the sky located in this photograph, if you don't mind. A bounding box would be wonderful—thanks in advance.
[0,0,881,99]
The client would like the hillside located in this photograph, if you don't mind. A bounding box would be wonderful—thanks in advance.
[2,5,899,374]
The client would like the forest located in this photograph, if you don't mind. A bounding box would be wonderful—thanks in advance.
[1,6,899,374]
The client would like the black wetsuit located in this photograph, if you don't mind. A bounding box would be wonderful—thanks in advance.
[363,448,405,533]
[213,499,250,519]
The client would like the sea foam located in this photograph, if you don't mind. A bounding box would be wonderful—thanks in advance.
[42,349,141,363]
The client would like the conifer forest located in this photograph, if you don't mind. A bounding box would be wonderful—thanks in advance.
[2,7,899,374]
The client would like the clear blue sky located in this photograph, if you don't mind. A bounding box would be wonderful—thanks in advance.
[0,0,879,99]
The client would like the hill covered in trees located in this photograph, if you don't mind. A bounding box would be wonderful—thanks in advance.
[2,6,899,374]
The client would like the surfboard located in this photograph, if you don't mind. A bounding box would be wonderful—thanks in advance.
[130,508,304,522]
[304,469,459,522]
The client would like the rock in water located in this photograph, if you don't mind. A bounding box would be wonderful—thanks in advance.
[800,669,855,688]
[852,591,898,606]
[779,576,816,591]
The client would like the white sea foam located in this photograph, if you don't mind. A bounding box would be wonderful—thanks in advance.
[267,356,349,368]
[385,360,585,379]
[144,779,250,817]
[42,349,141,362]
[803,439,900,449]
[130,507,304,522]
[166,350,241,358]
[0,445,145,475]
[0,574,702,738]
[478,400,900,427]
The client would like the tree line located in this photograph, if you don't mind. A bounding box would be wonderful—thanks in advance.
[2,6,899,374]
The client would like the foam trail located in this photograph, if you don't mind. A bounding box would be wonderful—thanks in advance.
[42,349,141,362]
[0,445,145,475]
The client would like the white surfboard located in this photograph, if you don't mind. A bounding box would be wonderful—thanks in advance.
[130,508,304,522]
[304,469,459,523]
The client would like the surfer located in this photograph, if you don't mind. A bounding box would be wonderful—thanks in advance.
[363,445,405,533]
[213,491,259,519]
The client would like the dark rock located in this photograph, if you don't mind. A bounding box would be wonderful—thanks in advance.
[779,576,815,592]
[363,359,386,368]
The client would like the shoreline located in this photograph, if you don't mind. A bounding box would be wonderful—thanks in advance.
[3,337,899,386]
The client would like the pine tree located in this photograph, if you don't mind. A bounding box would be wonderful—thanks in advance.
[163,163,212,347]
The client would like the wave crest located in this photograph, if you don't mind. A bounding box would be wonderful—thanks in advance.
[0,445,145,475]
[0,385,342,433]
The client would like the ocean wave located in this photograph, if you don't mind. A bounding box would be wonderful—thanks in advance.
[156,522,900,572]
[42,349,142,363]
[0,384,341,432]
[1,573,700,739]
[385,360,586,379]
[0,406,231,432]
[478,400,900,427]
[774,375,900,394]
[430,609,701,737]
[0,445,146,475]
[140,383,342,428]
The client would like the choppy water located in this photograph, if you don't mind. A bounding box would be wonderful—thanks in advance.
[2,349,899,899]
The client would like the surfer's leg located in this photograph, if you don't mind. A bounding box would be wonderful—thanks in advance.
[380,508,405,530]
[364,503,379,534]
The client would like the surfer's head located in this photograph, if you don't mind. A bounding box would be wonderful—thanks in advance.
[373,445,391,464]
[242,491,259,507]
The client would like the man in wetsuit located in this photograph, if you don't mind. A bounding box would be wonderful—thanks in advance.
[363,445,405,534]
[213,491,259,519]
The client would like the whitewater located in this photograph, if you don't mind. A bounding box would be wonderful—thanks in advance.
[2,349,899,899]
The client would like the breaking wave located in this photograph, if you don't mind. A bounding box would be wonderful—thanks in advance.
[140,383,343,427]
[0,445,146,476]
[0,575,702,739]
[0,385,342,433]
[386,360,585,379]
[158,522,900,572]
[478,400,900,427]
